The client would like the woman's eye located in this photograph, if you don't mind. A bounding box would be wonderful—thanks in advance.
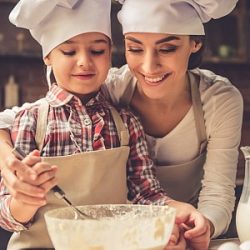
[62,50,75,56]
[127,47,143,53]
[91,50,105,55]
[159,46,177,53]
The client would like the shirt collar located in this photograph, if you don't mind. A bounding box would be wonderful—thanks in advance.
[45,83,110,108]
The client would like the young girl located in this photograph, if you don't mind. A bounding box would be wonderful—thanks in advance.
[0,0,189,249]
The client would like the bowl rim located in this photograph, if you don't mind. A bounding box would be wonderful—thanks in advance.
[44,204,176,221]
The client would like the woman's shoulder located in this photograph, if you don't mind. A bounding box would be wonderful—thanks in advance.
[105,64,137,105]
[15,98,45,118]
[190,69,243,124]
[190,68,242,100]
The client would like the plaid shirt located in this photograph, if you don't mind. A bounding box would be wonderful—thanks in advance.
[0,84,170,232]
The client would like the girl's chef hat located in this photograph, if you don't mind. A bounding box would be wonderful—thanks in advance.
[117,0,238,35]
[9,0,112,57]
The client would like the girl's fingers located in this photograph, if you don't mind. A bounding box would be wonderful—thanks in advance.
[12,194,47,207]
[32,162,57,176]
[23,163,58,187]
[6,156,37,180]
[22,152,42,167]
[39,177,58,193]
[28,150,40,157]
[2,173,46,197]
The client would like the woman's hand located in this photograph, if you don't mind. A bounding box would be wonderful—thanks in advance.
[1,150,58,206]
[164,224,187,250]
[167,200,211,250]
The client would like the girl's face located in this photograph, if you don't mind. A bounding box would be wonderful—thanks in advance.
[125,33,201,100]
[44,32,111,101]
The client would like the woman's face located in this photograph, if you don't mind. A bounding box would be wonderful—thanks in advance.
[44,32,111,101]
[125,33,201,99]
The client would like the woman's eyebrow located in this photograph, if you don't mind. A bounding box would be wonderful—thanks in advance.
[125,35,180,45]
[155,36,180,44]
[125,36,143,44]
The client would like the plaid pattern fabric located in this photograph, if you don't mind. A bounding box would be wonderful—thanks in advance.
[0,84,170,231]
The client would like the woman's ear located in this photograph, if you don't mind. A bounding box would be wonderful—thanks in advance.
[192,41,202,53]
[43,55,51,66]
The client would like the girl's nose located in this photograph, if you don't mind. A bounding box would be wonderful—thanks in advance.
[141,51,161,74]
[77,53,93,68]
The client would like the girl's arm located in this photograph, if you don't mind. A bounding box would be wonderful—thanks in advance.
[0,106,58,231]
[0,129,13,170]
[0,150,57,231]
[0,100,43,171]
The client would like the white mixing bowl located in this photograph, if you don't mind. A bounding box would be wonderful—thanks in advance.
[45,204,176,250]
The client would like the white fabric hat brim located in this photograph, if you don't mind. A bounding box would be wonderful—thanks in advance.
[117,0,238,35]
[9,0,112,57]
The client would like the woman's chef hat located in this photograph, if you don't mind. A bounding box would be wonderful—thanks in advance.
[9,0,112,57]
[116,0,238,35]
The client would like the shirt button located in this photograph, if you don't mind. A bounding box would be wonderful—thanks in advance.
[83,118,91,126]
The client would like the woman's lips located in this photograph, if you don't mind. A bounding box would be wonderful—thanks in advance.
[143,73,170,86]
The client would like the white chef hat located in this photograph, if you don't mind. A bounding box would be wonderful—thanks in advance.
[9,0,112,57]
[117,0,238,35]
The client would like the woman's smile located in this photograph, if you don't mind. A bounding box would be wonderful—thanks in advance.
[142,72,171,86]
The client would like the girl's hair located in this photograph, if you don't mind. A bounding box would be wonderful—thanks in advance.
[188,35,206,70]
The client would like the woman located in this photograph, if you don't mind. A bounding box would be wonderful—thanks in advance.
[0,0,242,249]
[107,0,242,240]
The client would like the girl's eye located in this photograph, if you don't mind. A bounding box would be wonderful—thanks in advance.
[91,49,105,55]
[61,50,75,56]
[159,46,177,53]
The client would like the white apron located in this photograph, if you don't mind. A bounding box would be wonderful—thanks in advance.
[117,72,207,206]
[8,101,130,250]
[155,73,207,205]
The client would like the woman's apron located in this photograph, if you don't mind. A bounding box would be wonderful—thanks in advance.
[155,73,207,206]
[8,101,130,250]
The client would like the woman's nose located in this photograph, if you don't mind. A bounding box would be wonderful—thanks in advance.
[141,51,161,74]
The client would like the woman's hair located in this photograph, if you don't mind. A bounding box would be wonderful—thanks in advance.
[188,35,206,70]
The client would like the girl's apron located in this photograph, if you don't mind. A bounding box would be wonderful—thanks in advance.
[8,102,130,250]
[155,73,207,206]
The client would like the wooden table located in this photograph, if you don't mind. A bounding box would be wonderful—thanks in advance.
[209,238,240,249]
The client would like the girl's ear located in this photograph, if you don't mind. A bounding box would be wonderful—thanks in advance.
[43,56,51,66]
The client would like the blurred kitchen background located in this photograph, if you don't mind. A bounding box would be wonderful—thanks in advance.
[0,0,250,248]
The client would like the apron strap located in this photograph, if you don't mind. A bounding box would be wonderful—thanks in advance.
[189,72,207,154]
[109,106,130,146]
[35,98,49,151]
[35,98,129,150]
